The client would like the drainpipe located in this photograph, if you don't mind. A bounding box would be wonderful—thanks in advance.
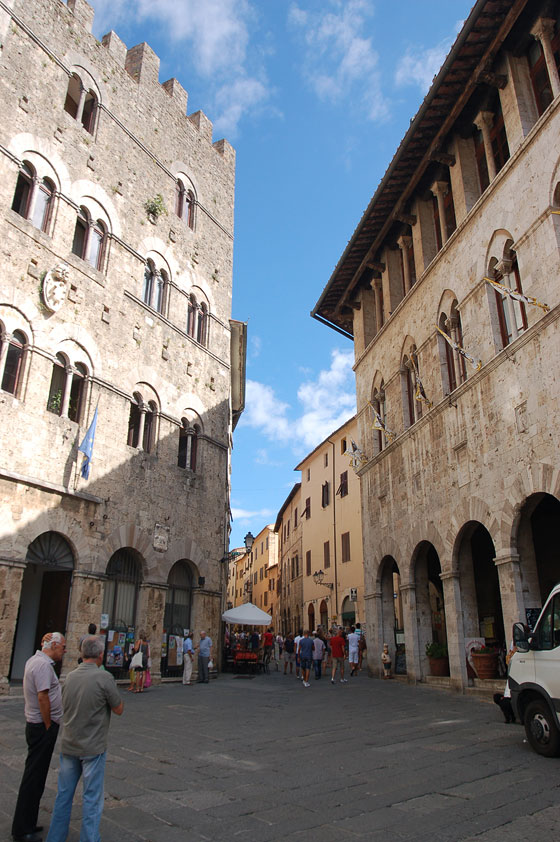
[327,437,339,622]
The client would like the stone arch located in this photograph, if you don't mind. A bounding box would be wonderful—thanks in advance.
[161,535,207,583]
[503,462,560,554]
[484,229,515,273]
[405,521,447,579]
[9,133,72,194]
[411,540,446,679]
[71,181,121,238]
[437,288,460,321]
[40,323,103,376]
[447,495,500,573]
[0,305,34,343]
[453,519,503,646]
[6,509,92,568]
[372,536,403,590]
[99,523,153,578]
[512,490,560,609]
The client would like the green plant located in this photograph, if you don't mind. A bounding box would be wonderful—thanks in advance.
[48,389,62,413]
[425,642,448,658]
[144,194,167,219]
[472,645,497,655]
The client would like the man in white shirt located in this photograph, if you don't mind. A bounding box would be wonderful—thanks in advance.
[182,633,194,685]
[348,627,360,677]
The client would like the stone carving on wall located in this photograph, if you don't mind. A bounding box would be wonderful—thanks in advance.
[153,523,170,552]
[42,263,70,312]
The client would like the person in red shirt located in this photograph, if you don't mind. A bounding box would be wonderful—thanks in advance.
[262,628,274,663]
[330,628,347,684]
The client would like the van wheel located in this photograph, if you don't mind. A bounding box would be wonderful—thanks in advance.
[524,699,560,757]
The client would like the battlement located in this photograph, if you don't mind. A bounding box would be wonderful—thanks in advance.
[63,0,232,156]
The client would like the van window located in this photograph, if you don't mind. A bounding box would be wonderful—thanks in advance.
[535,596,560,650]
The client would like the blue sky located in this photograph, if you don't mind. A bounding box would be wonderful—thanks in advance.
[89,0,472,548]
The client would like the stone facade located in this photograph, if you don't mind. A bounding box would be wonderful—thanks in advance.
[313,0,560,689]
[0,0,244,690]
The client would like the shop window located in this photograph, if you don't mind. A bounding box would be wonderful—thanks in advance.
[1,330,26,395]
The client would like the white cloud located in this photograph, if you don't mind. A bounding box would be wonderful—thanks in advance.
[231,506,276,522]
[90,0,272,137]
[241,348,356,451]
[288,0,388,121]
[394,21,464,94]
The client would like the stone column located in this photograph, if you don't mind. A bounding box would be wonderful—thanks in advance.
[60,366,73,417]
[63,571,106,677]
[400,582,420,683]
[137,406,147,451]
[373,278,384,330]
[532,18,560,100]
[0,560,25,694]
[430,181,449,246]
[397,235,413,295]
[447,315,464,385]
[365,590,383,678]
[0,331,10,383]
[494,551,525,641]
[75,85,87,124]
[440,571,467,691]
[474,111,497,181]
[136,581,168,683]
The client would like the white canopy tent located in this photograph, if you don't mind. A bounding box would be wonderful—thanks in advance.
[222,602,271,626]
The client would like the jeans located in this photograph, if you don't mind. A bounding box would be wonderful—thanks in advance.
[46,752,106,842]
[12,721,59,837]
[313,659,322,678]
[198,655,209,682]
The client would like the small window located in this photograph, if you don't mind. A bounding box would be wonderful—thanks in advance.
[1,330,26,395]
[306,468,310,481]
[127,393,142,447]
[321,481,330,508]
[324,452,328,467]
[143,262,155,307]
[155,270,168,315]
[294,508,298,529]
[64,72,81,118]
[72,208,89,259]
[47,353,67,415]
[306,550,311,576]
[303,497,311,520]
[341,532,351,563]
[197,303,208,346]
[187,295,197,337]
[68,363,87,423]
[341,438,346,454]
[64,73,98,134]
[31,178,54,233]
[176,181,196,230]
[495,255,527,347]
[323,540,330,569]
[12,163,34,219]
[88,220,106,271]
[81,90,97,133]
[338,471,348,498]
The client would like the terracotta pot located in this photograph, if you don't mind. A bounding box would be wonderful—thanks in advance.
[471,651,498,679]
[428,656,450,676]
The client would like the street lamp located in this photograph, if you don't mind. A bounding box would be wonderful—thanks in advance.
[313,569,333,589]
[221,531,255,564]
[244,531,255,551]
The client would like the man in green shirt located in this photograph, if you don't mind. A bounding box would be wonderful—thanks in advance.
[46,636,123,842]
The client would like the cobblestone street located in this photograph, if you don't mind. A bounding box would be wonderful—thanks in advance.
[2,669,559,842]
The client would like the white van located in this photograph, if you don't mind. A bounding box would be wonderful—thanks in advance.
[509,583,560,757]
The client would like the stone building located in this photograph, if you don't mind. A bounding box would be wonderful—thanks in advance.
[295,416,365,633]
[0,0,245,691]
[275,483,303,636]
[312,0,560,689]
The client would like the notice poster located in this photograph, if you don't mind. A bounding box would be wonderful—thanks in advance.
[161,633,168,658]
[167,635,184,666]
[105,631,124,667]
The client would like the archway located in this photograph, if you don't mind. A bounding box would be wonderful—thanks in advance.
[307,603,315,632]
[379,556,406,674]
[161,560,194,678]
[341,596,356,628]
[516,493,560,620]
[10,531,75,680]
[320,599,329,629]
[413,541,446,678]
[102,547,143,678]
[456,522,503,647]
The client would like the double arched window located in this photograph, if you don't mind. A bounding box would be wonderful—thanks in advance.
[175,178,196,229]
[493,250,527,348]
[371,380,386,455]
[187,294,209,347]
[401,347,421,430]
[12,162,55,234]
[142,259,170,316]
[47,352,89,423]
[72,206,107,271]
[437,303,466,395]
[0,328,27,396]
[64,72,98,134]
[127,391,158,453]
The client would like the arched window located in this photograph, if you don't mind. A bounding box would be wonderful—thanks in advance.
[31,178,54,232]
[178,420,198,470]
[176,179,196,229]
[64,73,97,134]
[185,190,195,229]
[155,269,168,315]
[88,219,106,270]
[47,353,67,415]
[401,356,416,430]
[197,302,208,346]
[68,363,87,423]
[1,330,26,395]
[11,162,34,219]
[371,381,386,455]
[72,207,89,258]
[143,262,155,307]
[439,312,456,394]
[187,294,197,337]
[102,549,142,635]
[127,392,142,448]
[494,252,527,347]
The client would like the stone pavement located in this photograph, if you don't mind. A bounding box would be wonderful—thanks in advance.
[2,667,559,842]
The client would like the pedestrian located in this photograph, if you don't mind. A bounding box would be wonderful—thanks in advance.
[46,636,123,842]
[355,623,367,669]
[77,623,97,665]
[262,627,274,664]
[348,626,360,676]
[381,643,392,678]
[131,631,149,693]
[197,630,213,683]
[330,627,347,684]
[12,632,66,842]
[312,633,326,679]
[250,629,260,652]
[294,629,303,679]
[298,630,314,687]
[283,633,295,674]
[182,632,194,685]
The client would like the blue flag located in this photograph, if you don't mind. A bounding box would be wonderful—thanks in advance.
[78,407,98,479]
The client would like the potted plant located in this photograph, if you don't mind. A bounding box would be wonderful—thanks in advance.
[471,645,499,679]
[425,641,449,676]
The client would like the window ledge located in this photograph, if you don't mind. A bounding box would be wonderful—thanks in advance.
[6,209,52,244]
[65,251,106,287]
[0,467,103,504]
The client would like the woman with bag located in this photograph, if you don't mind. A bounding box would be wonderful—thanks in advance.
[131,631,149,693]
